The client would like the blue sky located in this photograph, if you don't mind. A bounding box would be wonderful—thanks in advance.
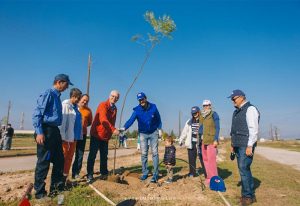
[0,0,299,138]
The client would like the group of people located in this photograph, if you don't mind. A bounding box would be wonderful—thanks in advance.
[176,89,259,206]
[32,73,259,206]
[0,124,14,150]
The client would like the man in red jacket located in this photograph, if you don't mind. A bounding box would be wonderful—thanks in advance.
[86,90,120,183]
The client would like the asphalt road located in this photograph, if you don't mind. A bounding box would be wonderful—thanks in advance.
[256,146,300,171]
[0,148,137,172]
[1,146,299,172]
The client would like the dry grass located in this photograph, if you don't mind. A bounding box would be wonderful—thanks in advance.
[0,136,138,157]
[259,140,300,152]
[219,142,300,205]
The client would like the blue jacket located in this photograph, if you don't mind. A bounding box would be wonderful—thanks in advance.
[32,88,62,135]
[124,102,162,134]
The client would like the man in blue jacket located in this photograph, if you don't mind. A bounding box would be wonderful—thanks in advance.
[123,92,162,183]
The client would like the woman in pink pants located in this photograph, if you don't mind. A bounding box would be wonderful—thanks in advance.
[199,100,220,185]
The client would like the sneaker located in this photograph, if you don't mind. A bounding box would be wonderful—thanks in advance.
[87,175,94,184]
[188,173,194,178]
[240,197,254,206]
[150,175,158,183]
[99,174,108,180]
[35,192,48,200]
[72,174,80,179]
[140,174,148,181]
[165,178,173,184]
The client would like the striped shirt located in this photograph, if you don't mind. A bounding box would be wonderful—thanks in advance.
[191,118,200,141]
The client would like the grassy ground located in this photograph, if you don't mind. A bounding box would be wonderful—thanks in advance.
[259,140,300,152]
[0,136,138,157]
[0,185,111,206]
[217,142,300,205]
[2,140,300,205]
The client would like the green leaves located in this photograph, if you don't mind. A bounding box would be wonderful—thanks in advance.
[144,11,176,39]
[132,11,176,48]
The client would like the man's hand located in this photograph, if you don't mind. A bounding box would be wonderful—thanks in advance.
[230,146,234,153]
[36,134,45,145]
[246,146,253,156]
[213,140,218,148]
[113,129,120,136]
[119,127,125,132]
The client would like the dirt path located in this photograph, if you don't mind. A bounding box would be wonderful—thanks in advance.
[0,148,137,172]
[256,146,300,171]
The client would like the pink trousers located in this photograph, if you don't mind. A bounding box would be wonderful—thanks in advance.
[202,144,218,184]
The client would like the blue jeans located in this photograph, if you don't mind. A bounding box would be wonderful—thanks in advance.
[235,146,255,198]
[140,131,159,176]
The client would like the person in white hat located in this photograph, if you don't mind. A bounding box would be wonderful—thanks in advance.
[199,99,220,186]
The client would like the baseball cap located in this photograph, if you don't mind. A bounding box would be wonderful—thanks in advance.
[227,89,245,99]
[54,74,73,86]
[202,100,211,106]
[191,106,200,114]
[137,92,146,100]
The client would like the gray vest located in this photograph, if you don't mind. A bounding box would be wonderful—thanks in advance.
[231,102,258,147]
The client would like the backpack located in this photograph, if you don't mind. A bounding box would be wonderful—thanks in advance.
[210,176,226,192]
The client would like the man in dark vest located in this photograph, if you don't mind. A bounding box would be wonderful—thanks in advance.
[228,89,260,206]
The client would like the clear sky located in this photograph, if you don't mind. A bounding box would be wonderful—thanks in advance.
[0,0,299,138]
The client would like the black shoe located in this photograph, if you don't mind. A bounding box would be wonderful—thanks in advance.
[35,191,47,199]
[150,175,158,183]
[99,174,108,180]
[87,175,94,183]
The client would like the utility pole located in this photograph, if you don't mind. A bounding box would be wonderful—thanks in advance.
[86,53,92,96]
[6,101,11,126]
[274,126,279,141]
[270,124,275,141]
[178,110,181,138]
[20,112,25,130]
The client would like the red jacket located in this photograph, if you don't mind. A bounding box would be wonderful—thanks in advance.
[90,99,117,141]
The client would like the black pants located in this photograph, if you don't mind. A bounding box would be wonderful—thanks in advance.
[87,136,108,176]
[188,142,197,176]
[198,140,207,177]
[34,125,64,198]
[72,134,87,177]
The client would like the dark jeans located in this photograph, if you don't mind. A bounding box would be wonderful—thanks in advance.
[87,136,108,176]
[34,125,64,198]
[188,142,197,176]
[234,146,256,198]
[72,135,87,177]
[197,140,207,178]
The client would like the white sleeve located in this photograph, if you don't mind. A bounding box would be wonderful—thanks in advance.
[179,121,189,144]
[246,106,259,147]
[59,103,69,140]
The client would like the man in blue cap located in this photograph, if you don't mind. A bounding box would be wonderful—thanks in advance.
[32,74,72,199]
[122,92,162,183]
[228,89,260,206]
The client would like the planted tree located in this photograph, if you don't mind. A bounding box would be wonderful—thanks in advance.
[112,11,176,175]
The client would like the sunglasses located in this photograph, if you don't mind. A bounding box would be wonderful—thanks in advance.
[231,96,240,102]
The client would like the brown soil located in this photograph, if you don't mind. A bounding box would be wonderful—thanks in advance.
[0,146,226,205]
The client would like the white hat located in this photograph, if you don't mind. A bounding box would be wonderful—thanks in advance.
[202,99,211,106]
